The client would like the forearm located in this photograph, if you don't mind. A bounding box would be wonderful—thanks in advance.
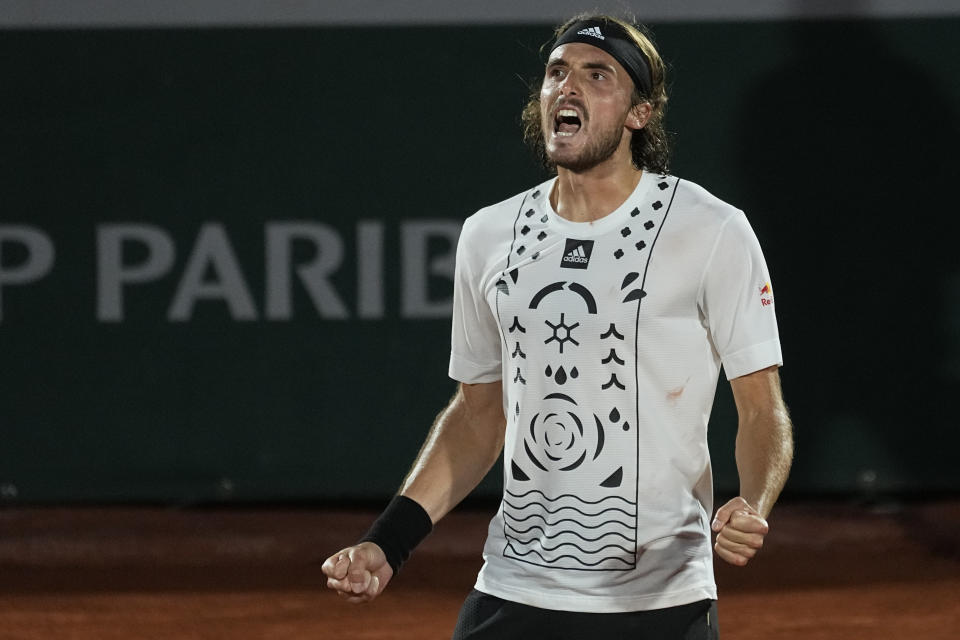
[399,382,505,523]
[323,382,504,599]
[735,405,793,518]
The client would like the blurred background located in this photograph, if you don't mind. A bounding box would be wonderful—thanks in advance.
[1,0,958,506]
[2,3,959,639]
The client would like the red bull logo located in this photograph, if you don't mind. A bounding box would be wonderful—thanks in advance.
[759,282,773,306]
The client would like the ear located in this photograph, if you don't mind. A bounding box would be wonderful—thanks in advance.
[626,102,653,131]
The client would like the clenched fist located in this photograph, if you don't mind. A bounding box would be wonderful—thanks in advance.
[712,497,769,567]
[322,542,394,603]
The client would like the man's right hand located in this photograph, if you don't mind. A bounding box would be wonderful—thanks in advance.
[321,542,394,603]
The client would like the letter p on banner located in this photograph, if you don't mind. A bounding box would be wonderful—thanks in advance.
[0,225,55,322]
[97,224,175,322]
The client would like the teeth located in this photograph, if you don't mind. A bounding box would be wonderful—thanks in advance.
[557,109,578,118]
[556,131,575,137]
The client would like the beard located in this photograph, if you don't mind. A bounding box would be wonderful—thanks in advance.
[543,111,626,173]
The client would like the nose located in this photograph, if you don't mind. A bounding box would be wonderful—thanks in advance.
[558,72,579,97]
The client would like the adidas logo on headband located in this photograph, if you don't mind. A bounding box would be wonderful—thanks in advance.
[576,26,605,40]
[554,20,652,95]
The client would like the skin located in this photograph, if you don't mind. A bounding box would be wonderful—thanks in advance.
[540,43,652,223]
[322,381,505,603]
[713,366,794,566]
[322,40,794,603]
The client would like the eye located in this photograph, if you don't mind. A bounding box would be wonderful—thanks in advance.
[548,67,566,80]
[591,71,606,80]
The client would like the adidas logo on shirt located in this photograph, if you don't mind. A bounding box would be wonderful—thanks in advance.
[576,26,605,40]
[560,238,595,269]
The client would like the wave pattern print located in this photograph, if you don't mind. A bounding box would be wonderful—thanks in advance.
[503,489,637,570]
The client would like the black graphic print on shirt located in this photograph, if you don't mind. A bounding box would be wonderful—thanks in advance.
[495,178,676,571]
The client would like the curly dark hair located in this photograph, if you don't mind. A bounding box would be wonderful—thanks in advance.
[521,14,670,174]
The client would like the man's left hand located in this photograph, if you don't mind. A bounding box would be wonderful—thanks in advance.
[711,496,769,566]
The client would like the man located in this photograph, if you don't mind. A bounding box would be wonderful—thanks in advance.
[323,14,793,639]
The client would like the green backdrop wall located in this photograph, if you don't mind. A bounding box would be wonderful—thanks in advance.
[1,18,958,502]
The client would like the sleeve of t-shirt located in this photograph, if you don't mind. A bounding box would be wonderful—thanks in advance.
[448,219,503,383]
[699,211,783,380]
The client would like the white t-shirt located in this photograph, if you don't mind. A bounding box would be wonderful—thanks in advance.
[448,171,782,613]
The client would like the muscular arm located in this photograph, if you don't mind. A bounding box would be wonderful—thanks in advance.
[400,380,506,523]
[730,365,793,517]
[323,380,504,601]
[713,365,793,565]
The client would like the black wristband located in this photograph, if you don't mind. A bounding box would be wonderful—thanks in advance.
[359,495,433,574]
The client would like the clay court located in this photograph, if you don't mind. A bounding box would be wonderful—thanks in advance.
[1,499,958,639]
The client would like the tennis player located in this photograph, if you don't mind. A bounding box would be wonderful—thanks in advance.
[323,14,793,639]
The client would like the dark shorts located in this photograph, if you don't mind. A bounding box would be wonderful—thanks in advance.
[452,589,718,640]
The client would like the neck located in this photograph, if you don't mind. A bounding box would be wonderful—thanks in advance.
[550,155,643,223]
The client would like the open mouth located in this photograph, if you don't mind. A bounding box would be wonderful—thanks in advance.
[554,108,582,137]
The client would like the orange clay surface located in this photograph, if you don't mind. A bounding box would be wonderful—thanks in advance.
[0,500,958,639]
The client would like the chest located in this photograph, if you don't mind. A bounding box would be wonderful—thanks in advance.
[488,222,704,342]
